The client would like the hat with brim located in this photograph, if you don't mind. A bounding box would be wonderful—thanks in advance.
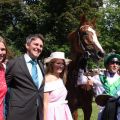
[104,53,120,67]
[44,52,71,65]
[95,94,113,106]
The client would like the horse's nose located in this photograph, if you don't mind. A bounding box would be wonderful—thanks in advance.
[97,51,105,58]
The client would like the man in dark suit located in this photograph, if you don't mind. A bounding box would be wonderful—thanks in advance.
[6,34,45,120]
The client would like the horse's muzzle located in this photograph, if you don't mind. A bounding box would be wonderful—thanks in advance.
[97,51,105,58]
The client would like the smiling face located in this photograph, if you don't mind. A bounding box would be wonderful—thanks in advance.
[0,42,7,63]
[52,59,65,77]
[107,58,120,73]
[26,38,43,59]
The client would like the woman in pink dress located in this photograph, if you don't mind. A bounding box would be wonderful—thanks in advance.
[0,36,8,120]
[44,52,73,120]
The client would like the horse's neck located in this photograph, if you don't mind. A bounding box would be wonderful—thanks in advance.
[67,56,88,87]
[69,56,87,75]
[77,56,87,71]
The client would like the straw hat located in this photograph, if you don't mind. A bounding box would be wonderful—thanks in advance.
[104,53,120,68]
[44,52,71,65]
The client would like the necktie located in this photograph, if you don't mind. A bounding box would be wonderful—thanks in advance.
[30,60,39,88]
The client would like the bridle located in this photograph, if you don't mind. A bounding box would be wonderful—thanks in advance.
[77,25,98,59]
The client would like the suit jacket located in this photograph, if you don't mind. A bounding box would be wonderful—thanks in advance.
[6,55,45,120]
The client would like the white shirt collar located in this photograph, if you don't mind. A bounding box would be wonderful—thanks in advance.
[24,54,32,63]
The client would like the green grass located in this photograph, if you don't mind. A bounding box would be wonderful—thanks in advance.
[78,101,99,120]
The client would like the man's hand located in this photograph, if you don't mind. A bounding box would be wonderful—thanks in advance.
[86,79,94,91]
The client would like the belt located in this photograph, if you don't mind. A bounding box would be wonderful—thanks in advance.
[49,100,68,106]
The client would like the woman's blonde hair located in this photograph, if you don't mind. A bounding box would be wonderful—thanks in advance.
[45,59,67,83]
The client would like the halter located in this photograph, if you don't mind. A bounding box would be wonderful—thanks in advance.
[77,25,95,59]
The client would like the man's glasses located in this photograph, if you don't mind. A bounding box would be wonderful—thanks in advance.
[109,61,120,65]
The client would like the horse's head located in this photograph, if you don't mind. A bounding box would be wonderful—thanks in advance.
[68,15,105,60]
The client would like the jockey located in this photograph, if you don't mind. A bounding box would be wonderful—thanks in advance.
[89,53,120,120]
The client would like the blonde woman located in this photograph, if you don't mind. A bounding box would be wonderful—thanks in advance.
[44,52,73,120]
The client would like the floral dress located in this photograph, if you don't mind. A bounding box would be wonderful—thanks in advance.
[44,78,73,120]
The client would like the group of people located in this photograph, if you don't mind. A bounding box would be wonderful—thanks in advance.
[0,34,73,120]
[0,33,120,120]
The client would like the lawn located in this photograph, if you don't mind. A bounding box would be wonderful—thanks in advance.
[78,101,99,120]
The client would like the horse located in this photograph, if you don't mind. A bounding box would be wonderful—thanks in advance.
[66,15,105,120]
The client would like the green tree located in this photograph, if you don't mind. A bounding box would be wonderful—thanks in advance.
[97,0,120,54]
[0,0,119,62]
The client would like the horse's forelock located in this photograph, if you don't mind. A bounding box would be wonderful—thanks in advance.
[80,14,88,25]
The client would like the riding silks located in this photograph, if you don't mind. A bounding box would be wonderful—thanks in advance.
[99,74,120,96]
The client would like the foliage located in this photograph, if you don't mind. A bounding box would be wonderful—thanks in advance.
[0,0,120,68]
[97,0,120,54]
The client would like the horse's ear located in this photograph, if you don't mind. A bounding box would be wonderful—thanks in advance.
[91,17,97,28]
[80,14,88,24]
[67,32,74,43]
